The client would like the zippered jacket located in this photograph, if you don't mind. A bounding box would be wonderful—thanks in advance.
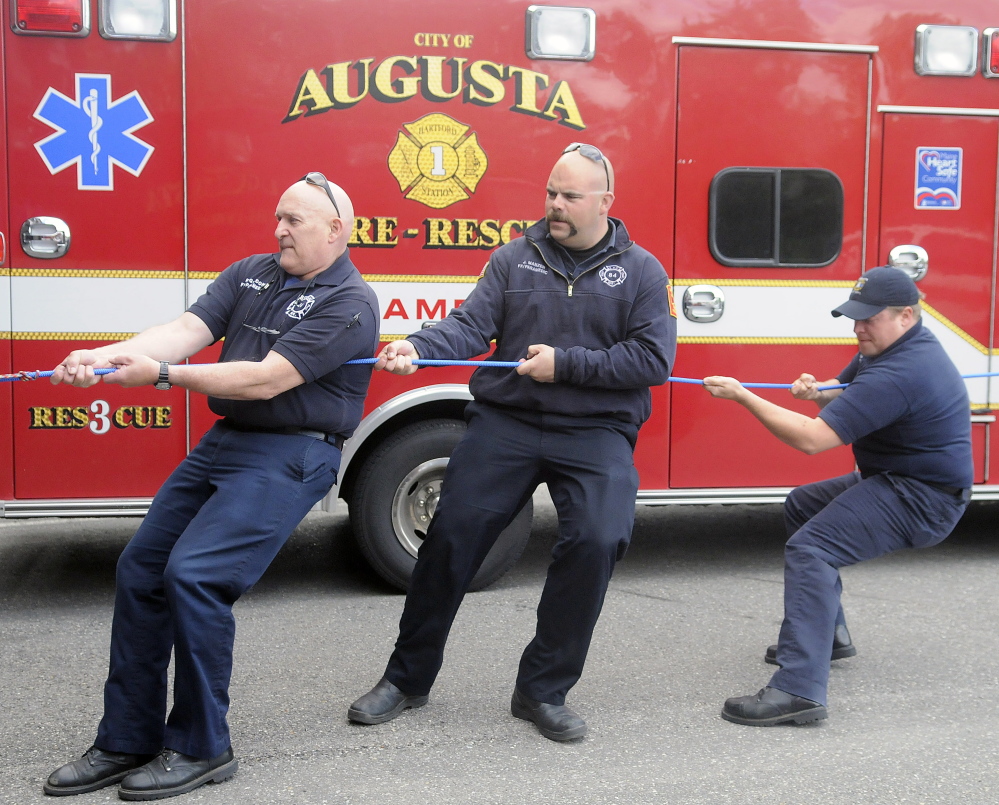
[407,218,677,427]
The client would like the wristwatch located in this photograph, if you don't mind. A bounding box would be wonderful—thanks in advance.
[154,361,172,390]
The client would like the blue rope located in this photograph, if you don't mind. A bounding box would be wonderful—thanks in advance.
[2,367,118,381]
[4,361,998,392]
[666,376,848,390]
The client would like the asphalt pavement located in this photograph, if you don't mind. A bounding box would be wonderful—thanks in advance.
[1,494,997,804]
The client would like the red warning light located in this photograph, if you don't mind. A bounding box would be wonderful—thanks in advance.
[989,30,999,76]
[14,0,88,36]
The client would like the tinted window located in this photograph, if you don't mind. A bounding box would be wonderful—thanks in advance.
[710,168,843,267]
[714,172,774,260]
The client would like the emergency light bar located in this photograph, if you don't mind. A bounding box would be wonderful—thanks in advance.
[99,0,176,41]
[984,29,999,78]
[915,24,978,76]
[526,5,595,61]
[11,0,89,36]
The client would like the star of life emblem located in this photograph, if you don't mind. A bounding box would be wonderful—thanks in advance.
[285,295,316,320]
[33,73,154,191]
[598,265,627,287]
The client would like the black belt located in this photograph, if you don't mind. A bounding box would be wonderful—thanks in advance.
[222,419,345,450]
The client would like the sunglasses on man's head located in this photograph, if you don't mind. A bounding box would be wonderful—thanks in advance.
[562,143,610,191]
[301,172,341,217]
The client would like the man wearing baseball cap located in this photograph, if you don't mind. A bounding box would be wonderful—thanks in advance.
[702,265,972,726]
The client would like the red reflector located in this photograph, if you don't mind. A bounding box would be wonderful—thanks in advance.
[991,32,999,75]
[15,0,85,33]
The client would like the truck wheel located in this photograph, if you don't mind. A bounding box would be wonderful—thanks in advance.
[349,418,533,592]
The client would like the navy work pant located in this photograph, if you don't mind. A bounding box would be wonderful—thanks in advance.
[769,471,968,705]
[384,402,640,705]
[95,422,341,759]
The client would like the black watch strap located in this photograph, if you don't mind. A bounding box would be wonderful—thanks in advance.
[155,361,172,390]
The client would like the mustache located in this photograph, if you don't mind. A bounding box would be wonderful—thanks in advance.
[547,211,577,237]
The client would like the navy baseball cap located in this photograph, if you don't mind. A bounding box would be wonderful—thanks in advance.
[831,266,920,320]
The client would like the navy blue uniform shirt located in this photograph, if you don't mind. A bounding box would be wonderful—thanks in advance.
[819,319,973,488]
[407,218,677,430]
[188,250,379,435]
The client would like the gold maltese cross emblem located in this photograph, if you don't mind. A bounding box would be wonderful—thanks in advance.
[387,113,488,209]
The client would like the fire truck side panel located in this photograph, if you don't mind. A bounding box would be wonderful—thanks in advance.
[5,14,185,273]
[4,0,187,499]
[3,0,999,541]
[13,339,188,497]
[670,45,870,487]
[0,23,11,501]
[631,384,670,490]
[186,342,223,448]
[878,112,998,483]
[871,7,996,111]
[669,344,857,487]
[879,113,997,382]
[972,421,988,483]
[183,0,678,499]
[989,419,998,486]
[182,1,672,279]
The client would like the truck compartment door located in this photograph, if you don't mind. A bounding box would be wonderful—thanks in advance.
[4,6,186,500]
[878,110,998,483]
[670,43,868,488]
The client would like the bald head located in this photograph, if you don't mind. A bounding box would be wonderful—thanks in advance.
[294,177,355,239]
[556,147,614,193]
[274,178,355,281]
[545,147,616,249]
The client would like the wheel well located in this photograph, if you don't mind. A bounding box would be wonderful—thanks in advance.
[338,399,469,503]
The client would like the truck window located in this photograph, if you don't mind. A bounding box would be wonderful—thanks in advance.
[709,167,843,267]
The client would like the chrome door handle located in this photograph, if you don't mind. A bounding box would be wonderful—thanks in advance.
[682,284,725,322]
[20,216,71,259]
[888,244,928,281]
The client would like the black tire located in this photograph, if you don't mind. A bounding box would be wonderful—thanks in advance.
[348,418,533,592]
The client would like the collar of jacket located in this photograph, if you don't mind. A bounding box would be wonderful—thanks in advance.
[525,217,634,263]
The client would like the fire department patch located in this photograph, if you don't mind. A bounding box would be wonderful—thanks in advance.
[598,265,626,287]
[285,295,316,320]
[387,113,488,209]
[851,276,868,295]
[478,261,489,280]
[667,284,677,317]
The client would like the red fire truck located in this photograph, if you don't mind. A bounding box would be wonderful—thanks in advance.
[4,0,998,589]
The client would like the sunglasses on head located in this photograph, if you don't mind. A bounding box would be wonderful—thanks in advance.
[301,172,341,217]
[562,143,610,191]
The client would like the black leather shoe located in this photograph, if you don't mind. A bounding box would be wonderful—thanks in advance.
[722,686,828,726]
[44,746,155,796]
[765,624,857,666]
[348,677,429,725]
[117,748,236,801]
[511,687,587,742]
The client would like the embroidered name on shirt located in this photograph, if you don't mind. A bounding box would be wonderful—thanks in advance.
[518,260,548,274]
[599,265,627,287]
[241,278,271,291]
